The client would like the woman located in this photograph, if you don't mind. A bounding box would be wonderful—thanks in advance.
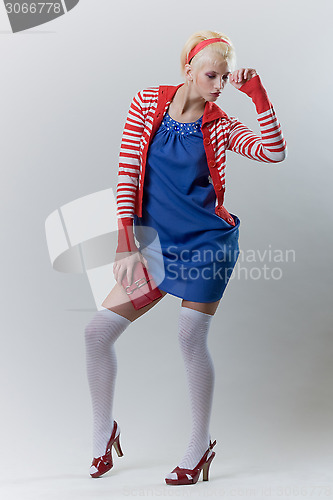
[84,30,287,486]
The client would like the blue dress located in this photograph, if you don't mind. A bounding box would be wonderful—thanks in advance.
[133,111,241,303]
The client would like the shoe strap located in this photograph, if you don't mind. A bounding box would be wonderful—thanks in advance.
[169,439,217,481]
[105,420,119,453]
[181,439,217,474]
[209,439,217,450]
[92,452,111,468]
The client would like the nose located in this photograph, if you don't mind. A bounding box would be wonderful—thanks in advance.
[214,77,225,91]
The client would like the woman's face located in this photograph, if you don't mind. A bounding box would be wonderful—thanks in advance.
[187,56,230,102]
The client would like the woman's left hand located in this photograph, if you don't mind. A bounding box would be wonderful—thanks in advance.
[229,68,258,90]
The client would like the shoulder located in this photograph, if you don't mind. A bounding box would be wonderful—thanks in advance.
[131,83,180,111]
[203,104,243,138]
[137,83,183,101]
[204,102,233,126]
[133,85,160,104]
[126,86,160,116]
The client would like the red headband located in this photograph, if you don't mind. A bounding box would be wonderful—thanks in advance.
[186,37,231,65]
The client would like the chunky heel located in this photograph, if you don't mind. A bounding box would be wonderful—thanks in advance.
[113,433,123,457]
[202,451,215,481]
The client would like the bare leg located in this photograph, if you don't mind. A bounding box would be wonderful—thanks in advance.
[181,298,221,315]
[101,281,168,321]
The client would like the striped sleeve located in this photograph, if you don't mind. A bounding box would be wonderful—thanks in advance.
[116,90,146,221]
[227,75,287,163]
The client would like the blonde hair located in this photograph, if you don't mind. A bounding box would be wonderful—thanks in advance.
[180,30,236,75]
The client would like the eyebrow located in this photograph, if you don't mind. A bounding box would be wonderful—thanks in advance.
[207,70,231,76]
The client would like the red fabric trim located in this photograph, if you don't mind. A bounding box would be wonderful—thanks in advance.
[116,218,137,253]
[238,75,272,114]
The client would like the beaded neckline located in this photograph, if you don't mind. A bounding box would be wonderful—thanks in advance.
[162,112,202,135]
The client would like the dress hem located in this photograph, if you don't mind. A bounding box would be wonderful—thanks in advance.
[157,285,225,304]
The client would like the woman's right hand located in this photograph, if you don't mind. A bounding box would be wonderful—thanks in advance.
[229,68,258,90]
[113,249,149,287]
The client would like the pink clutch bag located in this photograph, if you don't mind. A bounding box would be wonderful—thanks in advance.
[121,260,162,310]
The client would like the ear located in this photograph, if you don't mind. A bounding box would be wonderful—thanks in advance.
[184,63,193,82]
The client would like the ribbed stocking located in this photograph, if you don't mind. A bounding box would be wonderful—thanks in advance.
[84,308,132,459]
[166,306,215,479]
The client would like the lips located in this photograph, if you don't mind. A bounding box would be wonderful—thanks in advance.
[211,93,220,97]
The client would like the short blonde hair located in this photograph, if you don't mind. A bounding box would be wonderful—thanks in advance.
[180,30,236,75]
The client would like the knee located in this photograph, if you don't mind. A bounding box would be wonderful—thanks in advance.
[84,309,131,347]
[178,310,211,349]
[84,314,99,345]
[84,311,111,346]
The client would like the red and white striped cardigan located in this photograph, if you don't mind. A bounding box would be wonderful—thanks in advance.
[116,75,287,252]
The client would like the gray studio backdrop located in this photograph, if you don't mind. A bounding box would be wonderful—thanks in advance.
[0,0,332,497]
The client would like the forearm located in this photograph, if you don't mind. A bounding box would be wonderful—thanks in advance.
[238,74,272,114]
[229,75,287,162]
[116,217,137,253]
[116,173,138,218]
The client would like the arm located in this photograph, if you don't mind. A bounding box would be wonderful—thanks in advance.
[227,73,287,163]
[115,90,146,253]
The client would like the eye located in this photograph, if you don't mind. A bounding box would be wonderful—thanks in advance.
[207,74,216,79]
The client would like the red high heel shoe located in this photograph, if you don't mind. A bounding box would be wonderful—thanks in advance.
[165,439,217,485]
[89,420,124,478]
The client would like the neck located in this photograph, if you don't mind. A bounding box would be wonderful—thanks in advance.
[172,82,206,117]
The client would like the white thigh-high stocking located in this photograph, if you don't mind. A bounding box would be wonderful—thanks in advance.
[166,306,215,478]
[84,308,132,459]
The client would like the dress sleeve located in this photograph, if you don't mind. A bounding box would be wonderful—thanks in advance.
[115,90,146,253]
[227,75,287,163]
